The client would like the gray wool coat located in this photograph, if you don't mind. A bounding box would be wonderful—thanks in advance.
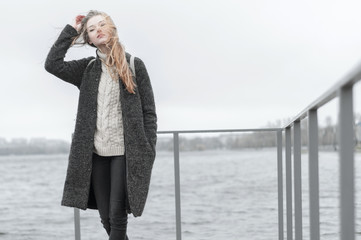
[44,24,157,217]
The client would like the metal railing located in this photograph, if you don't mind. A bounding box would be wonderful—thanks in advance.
[157,128,282,240]
[73,59,361,240]
[280,59,361,240]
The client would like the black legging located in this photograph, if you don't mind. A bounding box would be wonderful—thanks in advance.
[91,152,129,240]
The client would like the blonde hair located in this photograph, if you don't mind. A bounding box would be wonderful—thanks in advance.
[71,10,136,94]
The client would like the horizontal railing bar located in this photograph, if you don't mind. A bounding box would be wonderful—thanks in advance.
[283,59,361,128]
[157,128,282,134]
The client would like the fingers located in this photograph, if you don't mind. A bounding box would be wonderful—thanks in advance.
[76,15,85,24]
[72,15,85,33]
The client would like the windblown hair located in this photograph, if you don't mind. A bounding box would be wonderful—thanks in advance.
[71,10,136,94]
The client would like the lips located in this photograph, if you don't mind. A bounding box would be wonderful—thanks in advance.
[97,34,105,39]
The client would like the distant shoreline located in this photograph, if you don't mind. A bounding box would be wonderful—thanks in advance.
[2,147,361,157]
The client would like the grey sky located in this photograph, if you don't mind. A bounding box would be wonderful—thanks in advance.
[2,0,361,141]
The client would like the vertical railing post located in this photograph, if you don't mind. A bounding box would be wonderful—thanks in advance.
[285,127,293,240]
[74,208,81,240]
[277,130,284,240]
[308,109,320,240]
[293,121,302,240]
[173,132,182,240]
[338,86,355,240]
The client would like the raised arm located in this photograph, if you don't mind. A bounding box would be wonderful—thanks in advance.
[44,24,94,89]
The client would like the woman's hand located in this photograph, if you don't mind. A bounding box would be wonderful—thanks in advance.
[72,15,85,33]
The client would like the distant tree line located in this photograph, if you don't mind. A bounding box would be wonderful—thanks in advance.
[0,138,70,155]
[156,115,361,152]
[2,115,361,155]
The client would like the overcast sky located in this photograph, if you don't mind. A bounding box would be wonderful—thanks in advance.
[2,0,361,141]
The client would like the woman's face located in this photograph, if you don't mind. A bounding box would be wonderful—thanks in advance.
[86,15,110,48]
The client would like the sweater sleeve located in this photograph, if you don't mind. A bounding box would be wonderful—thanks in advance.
[44,24,94,89]
[135,57,158,153]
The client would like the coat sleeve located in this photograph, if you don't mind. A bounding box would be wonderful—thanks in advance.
[135,57,158,152]
[44,24,94,89]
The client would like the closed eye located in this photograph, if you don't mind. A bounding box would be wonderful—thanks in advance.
[88,21,106,32]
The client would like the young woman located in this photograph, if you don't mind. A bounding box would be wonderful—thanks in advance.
[44,10,157,240]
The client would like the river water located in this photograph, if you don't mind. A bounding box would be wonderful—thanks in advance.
[0,149,360,240]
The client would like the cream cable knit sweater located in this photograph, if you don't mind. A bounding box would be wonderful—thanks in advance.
[93,49,125,156]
